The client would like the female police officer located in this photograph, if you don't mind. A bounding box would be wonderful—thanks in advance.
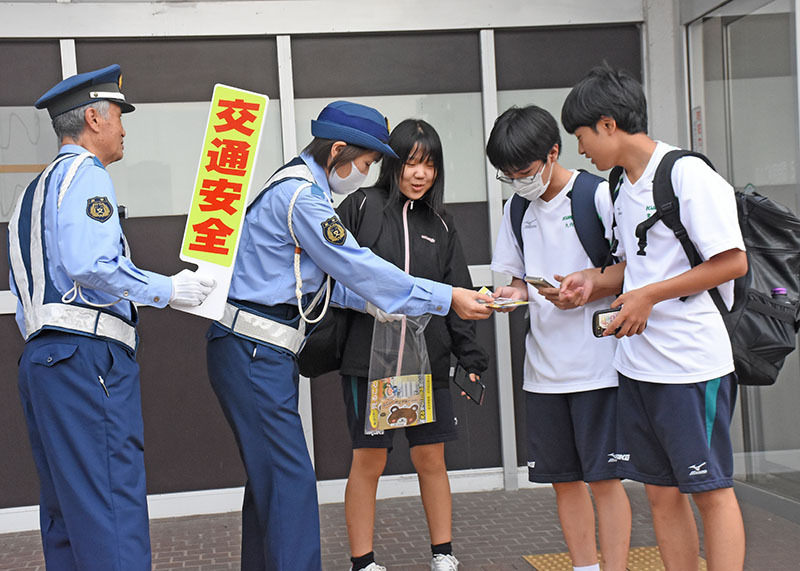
[205,101,493,570]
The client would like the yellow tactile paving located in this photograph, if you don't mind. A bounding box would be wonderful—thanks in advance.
[524,546,707,570]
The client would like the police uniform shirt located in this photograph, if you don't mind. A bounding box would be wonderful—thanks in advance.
[11,144,172,337]
[228,152,451,316]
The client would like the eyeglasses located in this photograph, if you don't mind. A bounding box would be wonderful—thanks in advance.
[495,161,545,185]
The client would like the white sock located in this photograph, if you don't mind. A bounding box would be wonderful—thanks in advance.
[573,565,600,571]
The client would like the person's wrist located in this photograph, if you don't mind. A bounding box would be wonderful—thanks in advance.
[640,283,660,306]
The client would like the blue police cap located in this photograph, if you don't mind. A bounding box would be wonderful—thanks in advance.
[35,64,135,119]
[311,101,398,158]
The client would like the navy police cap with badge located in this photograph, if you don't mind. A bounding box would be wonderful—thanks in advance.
[311,101,398,158]
[35,64,135,119]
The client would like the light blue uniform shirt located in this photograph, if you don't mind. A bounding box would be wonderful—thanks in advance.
[11,144,173,336]
[228,152,452,315]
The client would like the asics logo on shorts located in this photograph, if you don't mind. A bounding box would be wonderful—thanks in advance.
[608,453,630,463]
[689,462,708,476]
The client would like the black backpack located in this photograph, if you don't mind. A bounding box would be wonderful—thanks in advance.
[297,189,387,378]
[608,149,800,386]
[509,170,615,267]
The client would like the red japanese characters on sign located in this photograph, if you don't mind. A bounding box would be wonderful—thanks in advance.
[179,85,268,320]
[184,91,265,261]
[188,217,235,255]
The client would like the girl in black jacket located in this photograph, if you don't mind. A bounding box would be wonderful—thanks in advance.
[336,119,488,571]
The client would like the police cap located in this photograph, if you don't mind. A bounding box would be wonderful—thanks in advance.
[35,64,135,119]
[311,101,398,158]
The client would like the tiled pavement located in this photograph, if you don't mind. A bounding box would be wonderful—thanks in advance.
[2,482,800,570]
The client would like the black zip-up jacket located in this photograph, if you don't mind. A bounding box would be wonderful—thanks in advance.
[336,186,488,389]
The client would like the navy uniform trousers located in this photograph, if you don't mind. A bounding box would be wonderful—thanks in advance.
[17,331,150,571]
[206,323,322,571]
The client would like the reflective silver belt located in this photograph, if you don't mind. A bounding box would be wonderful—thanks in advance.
[33,302,137,351]
[218,302,306,355]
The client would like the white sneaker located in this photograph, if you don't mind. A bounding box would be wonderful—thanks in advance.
[350,563,387,571]
[430,554,459,571]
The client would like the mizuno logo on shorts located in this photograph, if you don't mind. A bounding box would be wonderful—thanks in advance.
[689,462,708,476]
[527,461,536,469]
[608,453,630,463]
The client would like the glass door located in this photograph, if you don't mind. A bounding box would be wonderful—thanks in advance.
[688,0,800,503]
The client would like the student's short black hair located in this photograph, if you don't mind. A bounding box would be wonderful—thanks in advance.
[375,118,445,215]
[485,105,561,174]
[561,64,648,135]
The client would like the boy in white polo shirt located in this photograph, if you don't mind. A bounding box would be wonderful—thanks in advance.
[559,66,747,571]
[487,105,631,571]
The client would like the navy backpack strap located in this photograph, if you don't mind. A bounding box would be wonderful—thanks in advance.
[568,170,610,268]
[643,150,715,263]
[509,193,530,254]
[643,149,718,302]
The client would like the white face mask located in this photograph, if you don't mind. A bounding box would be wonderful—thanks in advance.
[510,160,552,201]
[328,161,368,195]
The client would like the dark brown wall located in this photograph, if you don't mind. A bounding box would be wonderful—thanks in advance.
[0,41,62,106]
[1,217,247,507]
[75,38,280,102]
[0,41,60,503]
[292,31,481,98]
[0,25,642,507]
[493,25,643,466]
[495,25,643,89]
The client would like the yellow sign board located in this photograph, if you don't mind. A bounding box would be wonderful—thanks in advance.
[179,84,268,320]
[181,84,267,266]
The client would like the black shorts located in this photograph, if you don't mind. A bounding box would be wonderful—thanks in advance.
[615,373,737,493]
[525,388,619,483]
[341,375,458,451]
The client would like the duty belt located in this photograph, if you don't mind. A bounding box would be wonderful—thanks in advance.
[34,302,137,351]
[218,302,306,355]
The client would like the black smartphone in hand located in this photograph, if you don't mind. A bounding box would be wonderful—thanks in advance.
[452,365,486,405]
[592,307,621,338]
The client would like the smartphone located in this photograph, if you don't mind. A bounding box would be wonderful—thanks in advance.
[525,276,555,289]
[452,365,486,405]
[592,307,621,338]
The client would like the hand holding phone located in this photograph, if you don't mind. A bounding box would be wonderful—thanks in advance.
[592,307,621,338]
[525,276,555,289]
[452,365,486,405]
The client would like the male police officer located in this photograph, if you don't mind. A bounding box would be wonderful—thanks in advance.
[8,64,215,570]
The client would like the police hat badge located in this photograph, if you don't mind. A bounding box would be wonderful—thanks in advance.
[35,64,135,119]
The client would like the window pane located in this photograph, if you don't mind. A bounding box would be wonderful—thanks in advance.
[76,38,284,217]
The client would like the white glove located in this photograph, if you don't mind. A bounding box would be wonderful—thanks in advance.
[365,301,404,323]
[169,269,216,308]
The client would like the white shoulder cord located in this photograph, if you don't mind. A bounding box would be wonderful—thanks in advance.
[287,182,331,324]
[57,152,122,308]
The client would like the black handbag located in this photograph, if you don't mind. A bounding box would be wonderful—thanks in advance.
[297,306,351,378]
[296,188,387,378]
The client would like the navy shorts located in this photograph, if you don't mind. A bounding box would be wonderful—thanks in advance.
[341,375,458,450]
[615,373,737,493]
[525,388,619,483]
